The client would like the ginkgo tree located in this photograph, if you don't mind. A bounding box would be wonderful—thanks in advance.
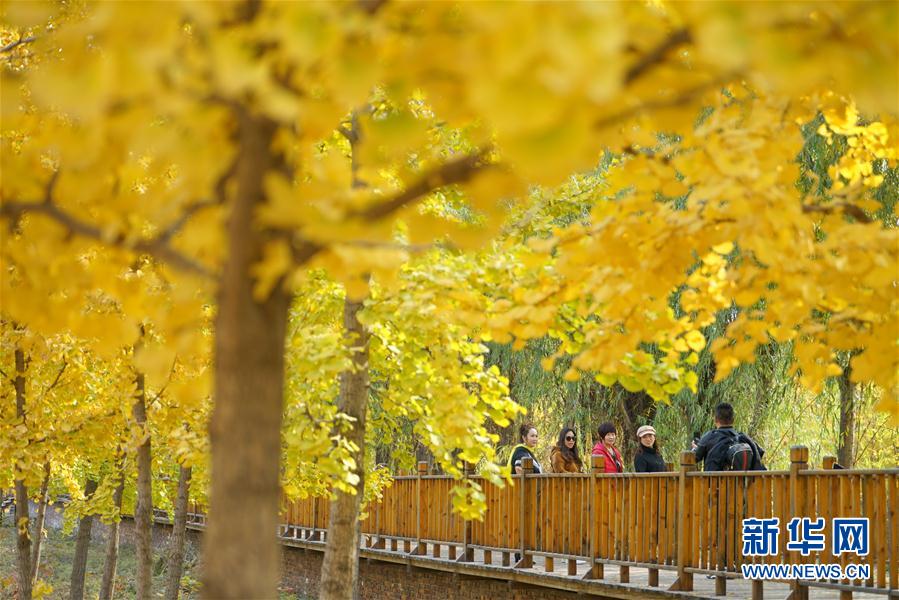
[485,90,897,421]
[2,1,897,598]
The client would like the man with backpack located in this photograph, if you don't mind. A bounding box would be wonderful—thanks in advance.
[692,402,765,471]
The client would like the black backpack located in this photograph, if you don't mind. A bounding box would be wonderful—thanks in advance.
[723,430,755,470]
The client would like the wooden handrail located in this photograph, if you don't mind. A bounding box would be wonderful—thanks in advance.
[188,449,898,598]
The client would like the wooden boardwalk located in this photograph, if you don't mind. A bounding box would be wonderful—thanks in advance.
[269,531,893,600]
[179,447,898,599]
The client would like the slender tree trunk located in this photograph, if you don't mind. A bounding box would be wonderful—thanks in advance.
[837,362,856,468]
[69,478,99,600]
[164,465,192,600]
[99,456,126,600]
[14,480,32,600]
[133,371,153,600]
[320,299,370,600]
[29,461,51,584]
[14,346,33,600]
[202,112,290,599]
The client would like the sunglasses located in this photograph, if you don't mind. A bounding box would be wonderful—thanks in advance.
[565,436,575,441]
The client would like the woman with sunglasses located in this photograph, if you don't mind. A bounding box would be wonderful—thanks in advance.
[551,427,584,473]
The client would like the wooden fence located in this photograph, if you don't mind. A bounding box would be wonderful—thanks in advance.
[199,447,897,599]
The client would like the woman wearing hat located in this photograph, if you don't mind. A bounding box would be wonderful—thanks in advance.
[634,425,667,472]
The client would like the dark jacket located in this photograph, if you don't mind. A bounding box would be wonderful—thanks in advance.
[509,444,542,474]
[634,445,667,473]
[694,426,765,471]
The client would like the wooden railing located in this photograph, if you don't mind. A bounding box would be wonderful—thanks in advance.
[191,447,898,599]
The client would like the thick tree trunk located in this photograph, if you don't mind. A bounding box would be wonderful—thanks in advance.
[69,478,99,600]
[133,371,153,600]
[29,461,51,584]
[202,113,290,599]
[99,457,126,600]
[164,464,192,600]
[837,362,856,468]
[14,347,32,600]
[320,299,370,600]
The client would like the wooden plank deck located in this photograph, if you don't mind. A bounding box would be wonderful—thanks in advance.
[265,526,894,600]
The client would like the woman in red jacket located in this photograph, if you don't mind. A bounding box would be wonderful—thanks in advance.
[591,422,624,473]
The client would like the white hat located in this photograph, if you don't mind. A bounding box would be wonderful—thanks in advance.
[636,425,657,438]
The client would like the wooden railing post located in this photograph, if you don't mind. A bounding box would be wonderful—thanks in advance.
[587,454,605,580]
[822,455,836,469]
[308,496,320,541]
[415,461,428,556]
[672,451,696,592]
[516,456,534,568]
[790,446,810,600]
[459,461,475,562]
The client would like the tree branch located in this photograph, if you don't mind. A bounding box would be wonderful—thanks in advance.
[285,149,490,268]
[28,408,120,446]
[155,199,218,245]
[338,111,366,190]
[148,359,178,407]
[0,367,15,388]
[350,148,492,222]
[38,360,67,402]
[624,28,691,86]
[801,202,873,224]
[357,0,388,15]
[594,72,739,131]
[1,36,36,54]
[1,175,214,278]
[339,239,437,253]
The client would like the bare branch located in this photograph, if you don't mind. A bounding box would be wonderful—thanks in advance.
[38,360,67,402]
[0,368,15,388]
[357,0,388,15]
[625,28,691,86]
[29,408,120,446]
[801,202,873,224]
[594,72,739,131]
[339,239,436,253]
[339,111,366,189]
[1,175,214,278]
[1,36,36,54]
[351,148,492,222]
[284,134,488,268]
[148,359,178,407]
[155,199,218,244]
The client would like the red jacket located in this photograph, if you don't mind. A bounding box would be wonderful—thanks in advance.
[591,442,624,473]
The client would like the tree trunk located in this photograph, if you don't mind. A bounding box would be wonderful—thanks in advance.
[69,478,99,600]
[164,464,192,600]
[202,113,290,599]
[837,362,856,468]
[320,298,370,600]
[615,387,654,467]
[14,346,32,600]
[133,371,153,600]
[99,457,126,600]
[29,460,51,584]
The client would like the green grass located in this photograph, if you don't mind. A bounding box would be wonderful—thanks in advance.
[1,521,307,599]
[0,522,201,599]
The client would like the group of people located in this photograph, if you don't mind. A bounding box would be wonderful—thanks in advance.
[507,402,765,475]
